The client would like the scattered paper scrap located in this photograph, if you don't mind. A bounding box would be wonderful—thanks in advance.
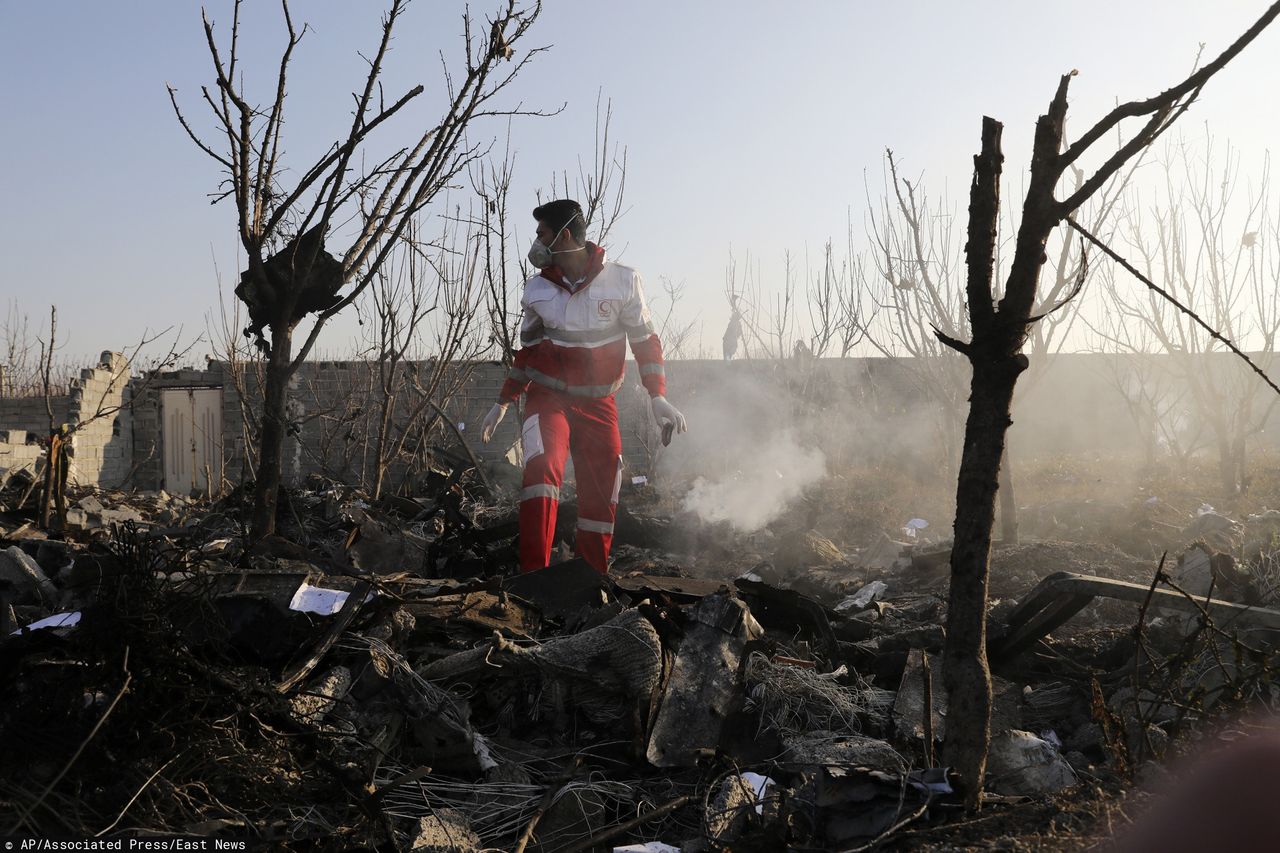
[289,582,370,616]
[12,611,81,635]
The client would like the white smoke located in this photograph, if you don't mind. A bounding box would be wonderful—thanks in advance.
[680,430,826,531]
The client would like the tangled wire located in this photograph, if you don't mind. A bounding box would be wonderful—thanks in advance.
[744,651,894,737]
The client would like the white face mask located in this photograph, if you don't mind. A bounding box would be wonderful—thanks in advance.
[528,213,584,268]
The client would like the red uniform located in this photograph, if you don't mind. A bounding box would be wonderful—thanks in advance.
[499,243,666,573]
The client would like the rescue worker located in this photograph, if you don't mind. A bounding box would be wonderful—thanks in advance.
[481,199,687,573]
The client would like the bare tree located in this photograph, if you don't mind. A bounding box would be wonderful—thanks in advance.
[1097,135,1280,498]
[721,249,788,360]
[938,5,1280,805]
[35,307,191,528]
[368,214,489,497]
[1,301,35,399]
[806,236,871,359]
[652,276,700,361]
[37,307,63,529]
[170,0,548,538]
[207,255,266,484]
[366,222,437,497]
[474,132,522,367]
[2,301,75,399]
[1095,342,1205,467]
[859,152,972,472]
[544,94,630,246]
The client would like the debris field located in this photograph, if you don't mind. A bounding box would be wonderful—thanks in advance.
[4,458,1280,851]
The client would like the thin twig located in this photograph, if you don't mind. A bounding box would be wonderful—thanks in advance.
[1130,552,1168,765]
[922,651,936,768]
[512,757,582,853]
[95,755,180,837]
[369,765,433,804]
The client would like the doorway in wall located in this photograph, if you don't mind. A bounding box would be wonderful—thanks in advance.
[162,387,223,495]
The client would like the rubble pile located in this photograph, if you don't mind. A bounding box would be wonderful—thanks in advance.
[3,466,1280,851]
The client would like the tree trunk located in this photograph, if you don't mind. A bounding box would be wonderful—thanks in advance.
[54,441,68,529]
[942,353,1026,804]
[1217,435,1239,500]
[39,432,60,530]
[942,100,1063,807]
[250,324,294,539]
[1232,427,1248,497]
[373,388,396,499]
[937,6,1280,806]
[998,445,1018,545]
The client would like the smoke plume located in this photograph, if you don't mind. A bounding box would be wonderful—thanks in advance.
[680,429,826,531]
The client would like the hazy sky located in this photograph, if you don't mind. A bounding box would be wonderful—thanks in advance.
[3,1,1278,364]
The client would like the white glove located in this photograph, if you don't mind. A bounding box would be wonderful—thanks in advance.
[481,402,508,444]
[650,395,687,435]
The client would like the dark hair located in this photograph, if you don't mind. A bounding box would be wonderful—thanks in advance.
[532,199,586,245]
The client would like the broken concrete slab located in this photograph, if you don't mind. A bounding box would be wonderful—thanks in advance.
[60,499,145,535]
[410,807,480,851]
[0,545,58,606]
[290,665,353,726]
[780,732,908,774]
[985,729,1078,796]
[705,771,780,846]
[33,540,76,579]
[646,591,762,767]
[421,607,663,733]
[77,494,106,514]
[1172,545,1214,597]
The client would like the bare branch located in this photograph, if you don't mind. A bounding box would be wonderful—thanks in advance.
[1059,2,1280,171]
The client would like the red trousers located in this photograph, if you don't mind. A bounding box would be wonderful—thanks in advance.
[519,385,623,573]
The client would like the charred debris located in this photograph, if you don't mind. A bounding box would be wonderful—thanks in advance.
[3,460,1280,852]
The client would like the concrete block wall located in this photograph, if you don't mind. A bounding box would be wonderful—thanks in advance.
[213,354,1165,495]
[8,348,1273,495]
[286,360,487,491]
[0,429,42,480]
[67,352,132,487]
[0,396,71,437]
[0,353,128,488]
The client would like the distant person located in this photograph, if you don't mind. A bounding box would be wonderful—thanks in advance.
[481,199,687,574]
[723,297,743,361]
